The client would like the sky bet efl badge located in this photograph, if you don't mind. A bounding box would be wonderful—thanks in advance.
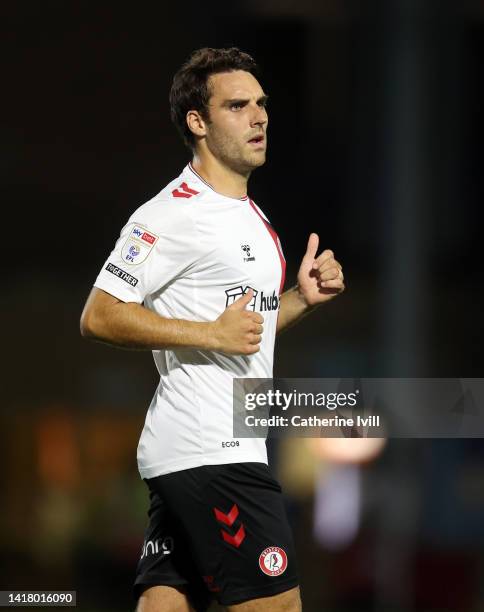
[121,224,158,265]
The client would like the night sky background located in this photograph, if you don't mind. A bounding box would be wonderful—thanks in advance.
[2,1,484,610]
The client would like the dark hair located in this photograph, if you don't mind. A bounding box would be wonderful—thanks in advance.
[169,47,260,150]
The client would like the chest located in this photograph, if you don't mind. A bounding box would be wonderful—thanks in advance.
[194,202,284,290]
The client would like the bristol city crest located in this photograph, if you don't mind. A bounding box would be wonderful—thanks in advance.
[259,546,288,577]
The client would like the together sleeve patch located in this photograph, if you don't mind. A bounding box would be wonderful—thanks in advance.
[105,262,139,286]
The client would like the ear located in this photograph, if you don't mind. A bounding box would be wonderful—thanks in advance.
[186,110,207,139]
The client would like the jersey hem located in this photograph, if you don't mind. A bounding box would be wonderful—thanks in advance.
[138,451,268,478]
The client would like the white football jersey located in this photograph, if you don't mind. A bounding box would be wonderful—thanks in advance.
[94,163,286,477]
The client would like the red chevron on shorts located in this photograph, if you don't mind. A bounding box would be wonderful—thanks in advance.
[213,503,239,526]
[221,524,246,548]
[213,503,246,547]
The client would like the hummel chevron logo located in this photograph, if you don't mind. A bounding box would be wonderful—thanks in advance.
[214,503,238,526]
[213,503,246,548]
[172,182,200,198]
[221,524,246,548]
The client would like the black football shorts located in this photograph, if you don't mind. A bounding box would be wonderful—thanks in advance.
[133,462,299,610]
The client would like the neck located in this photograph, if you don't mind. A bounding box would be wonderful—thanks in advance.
[191,151,249,200]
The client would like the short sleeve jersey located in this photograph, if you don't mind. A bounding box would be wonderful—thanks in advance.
[94,164,286,478]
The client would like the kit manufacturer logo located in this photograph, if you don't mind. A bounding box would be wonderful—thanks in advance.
[213,503,246,548]
[241,244,255,262]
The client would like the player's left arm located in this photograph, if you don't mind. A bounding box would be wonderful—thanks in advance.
[276,233,345,334]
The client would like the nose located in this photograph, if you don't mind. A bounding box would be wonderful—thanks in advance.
[250,102,268,128]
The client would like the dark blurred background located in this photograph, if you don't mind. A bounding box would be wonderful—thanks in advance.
[2,0,484,610]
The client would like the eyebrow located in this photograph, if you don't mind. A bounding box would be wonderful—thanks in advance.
[221,94,269,107]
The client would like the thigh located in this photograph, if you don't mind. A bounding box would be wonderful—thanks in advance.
[136,585,195,612]
[152,463,300,608]
[134,485,212,611]
[225,586,302,612]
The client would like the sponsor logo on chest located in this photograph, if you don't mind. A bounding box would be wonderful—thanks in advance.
[225,286,280,312]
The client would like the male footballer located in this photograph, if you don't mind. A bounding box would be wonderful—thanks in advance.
[80,47,345,612]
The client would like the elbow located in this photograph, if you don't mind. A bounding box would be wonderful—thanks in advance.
[80,306,100,340]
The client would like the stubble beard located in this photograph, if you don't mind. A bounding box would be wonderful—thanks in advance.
[207,128,266,177]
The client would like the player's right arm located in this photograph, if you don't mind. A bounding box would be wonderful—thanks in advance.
[80,287,263,356]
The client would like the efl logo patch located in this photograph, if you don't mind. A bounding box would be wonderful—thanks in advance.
[259,546,288,577]
[140,231,156,244]
[121,224,158,265]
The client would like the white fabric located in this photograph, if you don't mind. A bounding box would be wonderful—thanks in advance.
[94,164,285,477]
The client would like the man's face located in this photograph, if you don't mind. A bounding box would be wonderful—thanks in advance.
[202,70,268,175]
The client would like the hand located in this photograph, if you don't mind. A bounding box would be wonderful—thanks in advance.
[296,233,345,307]
[211,289,264,355]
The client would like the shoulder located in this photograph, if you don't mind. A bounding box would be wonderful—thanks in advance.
[126,167,207,235]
